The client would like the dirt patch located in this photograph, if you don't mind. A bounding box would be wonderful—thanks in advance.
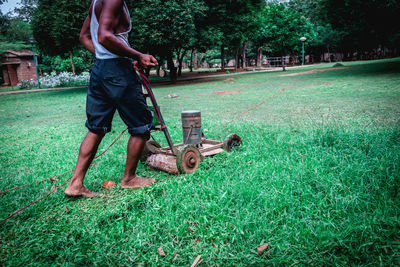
[212,89,241,95]
[224,77,236,83]
[278,67,348,77]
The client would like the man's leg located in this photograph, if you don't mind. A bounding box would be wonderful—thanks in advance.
[65,131,104,197]
[120,135,156,188]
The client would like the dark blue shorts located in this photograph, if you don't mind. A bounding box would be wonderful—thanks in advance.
[85,58,153,137]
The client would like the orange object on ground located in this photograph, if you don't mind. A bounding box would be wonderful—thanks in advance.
[102,180,115,189]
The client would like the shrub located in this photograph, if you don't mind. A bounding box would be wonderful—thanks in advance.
[19,72,90,89]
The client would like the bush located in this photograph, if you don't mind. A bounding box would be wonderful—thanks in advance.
[19,72,90,89]
[39,50,94,75]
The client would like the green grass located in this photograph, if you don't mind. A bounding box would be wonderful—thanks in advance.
[1,58,400,265]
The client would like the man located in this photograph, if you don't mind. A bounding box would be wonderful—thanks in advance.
[65,0,158,197]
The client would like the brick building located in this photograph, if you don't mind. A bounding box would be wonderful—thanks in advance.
[1,50,38,86]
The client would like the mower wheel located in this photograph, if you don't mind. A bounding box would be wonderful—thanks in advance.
[223,134,242,152]
[176,145,201,174]
[140,140,161,163]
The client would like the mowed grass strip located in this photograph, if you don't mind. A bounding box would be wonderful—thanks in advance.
[0,58,399,265]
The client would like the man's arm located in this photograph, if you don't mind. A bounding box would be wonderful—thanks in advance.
[98,0,157,68]
[80,16,95,55]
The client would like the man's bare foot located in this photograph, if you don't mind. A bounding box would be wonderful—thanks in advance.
[65,185,102,197]
[120,176,156,189]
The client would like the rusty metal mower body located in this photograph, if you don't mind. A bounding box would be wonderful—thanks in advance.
[138,71,242,175]
[142,133,242,175]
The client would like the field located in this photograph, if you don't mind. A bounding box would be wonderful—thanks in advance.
[1,58,399,265]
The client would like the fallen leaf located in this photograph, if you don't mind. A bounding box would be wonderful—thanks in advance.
[195,238,201,243]
[191,255,202,267]
[257,243,269,255]
[162,189,166,196]
[212,241,218,248]
[158,246,166,257]
[102,180,115,189]
[187,227,195,234]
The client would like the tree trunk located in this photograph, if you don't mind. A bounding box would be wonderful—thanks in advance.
[242,42,247,68]
[156,55,164,77]
[189,49,194,72]
[281,45,286,71]
[327,45,331,62]
[167,52,177,83]
[256,47,262,67]
[70,52,76,76]
[193,49,198,69]
[177,49,186,77]
[235,47,239,70]
[220,45,225,70]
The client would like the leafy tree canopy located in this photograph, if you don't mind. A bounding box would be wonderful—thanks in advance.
[322,0,400,49]
[198,0,264,51]
[128,0,206,57]
[0,9,32,54]
[32,0,90,56]
[14,0,37,22]
[261,2,316,56]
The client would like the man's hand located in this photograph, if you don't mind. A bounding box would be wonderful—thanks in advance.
[138,54,158,69]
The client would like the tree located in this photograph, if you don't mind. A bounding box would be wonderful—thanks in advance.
[0,10,10,39]
[322,0,400,53]
[261,2,316,69]
[199,0,264,69]
[0,11,31,54]
[128,0,206,82]
[32,0,89,56]
[288,0,343,62]
[7,19,32,42]
[14,0,38,22]
[32,0,90,74]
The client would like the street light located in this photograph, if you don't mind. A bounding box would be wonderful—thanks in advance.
[300,37,307,66]
[29,37,41,88]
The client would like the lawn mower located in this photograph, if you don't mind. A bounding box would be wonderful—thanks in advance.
[137,70,242,175]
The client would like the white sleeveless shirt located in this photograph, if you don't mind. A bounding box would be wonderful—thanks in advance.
[90,0,132,59]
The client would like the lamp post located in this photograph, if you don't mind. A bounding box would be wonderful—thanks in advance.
[300,37,307,65]
[29,37,41,88]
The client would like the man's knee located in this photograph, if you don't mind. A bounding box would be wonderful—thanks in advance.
[87,130,106,140]
[131,131,150,141]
